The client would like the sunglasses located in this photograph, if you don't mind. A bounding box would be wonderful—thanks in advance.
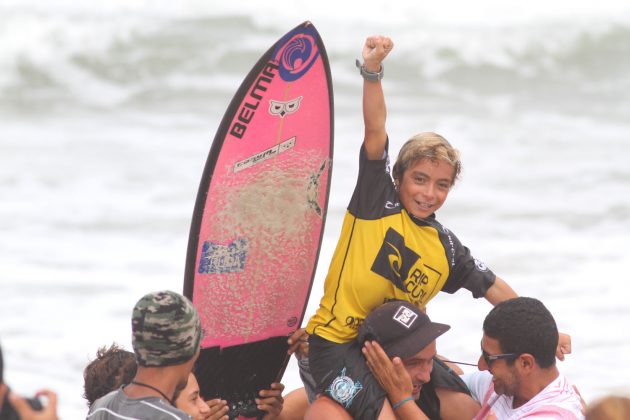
[481,347,519,366]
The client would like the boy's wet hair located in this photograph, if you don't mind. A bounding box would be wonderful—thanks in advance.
[392,132,461,186]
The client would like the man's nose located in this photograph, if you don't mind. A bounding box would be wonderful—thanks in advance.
[417,366,431,384]
[200,401,211,415]
[478,355,489,371]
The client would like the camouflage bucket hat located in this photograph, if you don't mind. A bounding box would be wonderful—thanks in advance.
[131,290,201,367]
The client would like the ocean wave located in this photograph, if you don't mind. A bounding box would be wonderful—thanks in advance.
[1,7,629,117]
[398,23,630,91]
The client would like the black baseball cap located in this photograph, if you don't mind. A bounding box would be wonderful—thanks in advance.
[357,301,450,359]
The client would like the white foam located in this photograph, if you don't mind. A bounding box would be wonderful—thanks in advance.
[1,4,630,418]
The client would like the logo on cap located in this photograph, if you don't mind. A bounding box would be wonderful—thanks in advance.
[393,306,418,328]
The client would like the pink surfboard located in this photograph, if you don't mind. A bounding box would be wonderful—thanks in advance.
[183,22,333,418]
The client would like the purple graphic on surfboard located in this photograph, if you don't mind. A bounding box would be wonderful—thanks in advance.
[272,25,320,81]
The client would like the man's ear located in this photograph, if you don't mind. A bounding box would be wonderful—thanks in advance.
[518,353,536,372]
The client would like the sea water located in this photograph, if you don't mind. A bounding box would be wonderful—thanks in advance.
[1,0,630,418]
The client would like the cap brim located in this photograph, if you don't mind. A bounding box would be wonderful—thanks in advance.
[386,322,451,359]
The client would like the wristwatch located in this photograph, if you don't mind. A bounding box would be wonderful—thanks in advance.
[356,59,384,82]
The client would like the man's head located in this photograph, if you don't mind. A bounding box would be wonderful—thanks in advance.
[392,132,461,219]
[586,395,630,420]
[83,343,137,406]
[358,301,450,398]
[131,290,201,368]
[173,373,211,420]
[480,297,558,397]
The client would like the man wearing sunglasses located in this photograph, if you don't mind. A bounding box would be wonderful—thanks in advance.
[462,297,584,419]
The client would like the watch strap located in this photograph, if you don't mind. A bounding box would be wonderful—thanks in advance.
[355,59,384,82]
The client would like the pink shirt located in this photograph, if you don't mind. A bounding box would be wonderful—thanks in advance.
[462,371,584,419]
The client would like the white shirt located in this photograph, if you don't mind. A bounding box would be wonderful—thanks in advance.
[462,371,584,419]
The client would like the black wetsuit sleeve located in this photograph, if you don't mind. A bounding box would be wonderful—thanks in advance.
[440,232,496,298]
[348,142,396,220]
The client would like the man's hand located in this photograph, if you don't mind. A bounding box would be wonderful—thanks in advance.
[206,398,229,420]
[557,332,572,361]
[362,36,393,72]
[9,390,58,420]
[287,328,309,360]
[257,382,285,419]
[362,340,412,403]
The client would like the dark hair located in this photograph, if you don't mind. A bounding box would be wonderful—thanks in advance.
[83,343,137,406]
[483,297,558,368]
[172,378,186,403]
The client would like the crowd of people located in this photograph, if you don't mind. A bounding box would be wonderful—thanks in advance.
[3,293,628,419]
[1,34,627,420]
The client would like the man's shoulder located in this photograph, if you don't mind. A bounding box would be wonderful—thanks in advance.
[460,370,492,388]
[519,406,583,420]
[88,389,191,420]
[460,370,494,403]
[519,374,585,419]
[90,388,120,406]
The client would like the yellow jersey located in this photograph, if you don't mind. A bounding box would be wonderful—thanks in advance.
[306,145,495,343]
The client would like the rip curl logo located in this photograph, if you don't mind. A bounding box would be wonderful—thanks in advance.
[198,238,248,274]
[269,96,303,117]
[326,368,363,408]
[272,25,320,81]
[371,228,420,291]
[474,258,489,272]
[393,306,418,328]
